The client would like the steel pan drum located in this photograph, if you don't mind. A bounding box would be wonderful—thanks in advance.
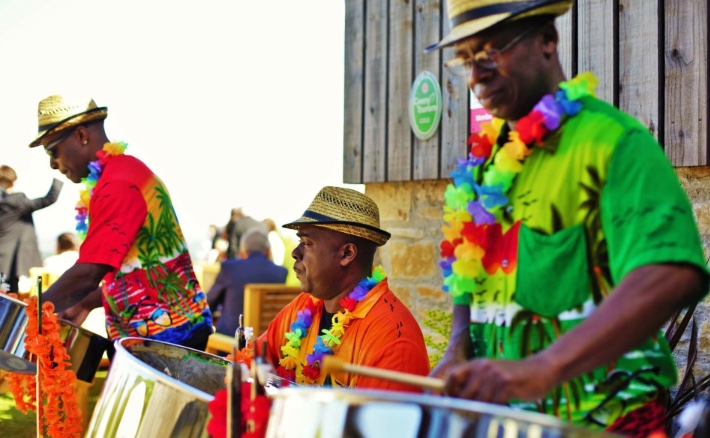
[266,388,620,438]
[86,337,229,438]
[0,293,110,381]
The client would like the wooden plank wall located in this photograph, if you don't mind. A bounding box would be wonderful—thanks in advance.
[344,0,710,184]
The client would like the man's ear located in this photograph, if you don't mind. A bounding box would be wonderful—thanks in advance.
[76,125,90,145]
[340,243,358,267]
[540,23,558,59]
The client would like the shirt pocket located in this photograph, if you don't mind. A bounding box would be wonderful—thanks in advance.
[514,223,590,317]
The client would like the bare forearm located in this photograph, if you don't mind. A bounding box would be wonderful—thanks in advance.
[78,287,103,310]
[446,304,474,359]
[43,263,112,313]
[539,263,706,386]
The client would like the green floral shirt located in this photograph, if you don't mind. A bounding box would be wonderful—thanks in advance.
[453,96,708,428]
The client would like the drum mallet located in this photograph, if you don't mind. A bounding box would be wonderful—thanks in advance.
[321,356,446,393]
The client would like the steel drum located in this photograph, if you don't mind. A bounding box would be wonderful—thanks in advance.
[0,293,109,381]
[86,337,229,438]
[265,388,620,438]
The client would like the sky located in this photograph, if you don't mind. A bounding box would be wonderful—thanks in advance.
[0,0,353,260]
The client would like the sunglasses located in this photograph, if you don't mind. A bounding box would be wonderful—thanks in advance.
[42,127,76,158]
[444,26,540,76]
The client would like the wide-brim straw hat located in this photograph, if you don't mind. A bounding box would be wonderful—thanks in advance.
[426,0,573,52]
[28,95,108,148]
[283,186,391,247]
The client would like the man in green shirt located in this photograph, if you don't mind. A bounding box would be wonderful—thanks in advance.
[427,0,708,434]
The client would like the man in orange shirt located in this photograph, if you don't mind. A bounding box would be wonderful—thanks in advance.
[259,186,430,392]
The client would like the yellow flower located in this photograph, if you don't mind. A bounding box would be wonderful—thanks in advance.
[494,148,522,173]
[280,344,300,358]
[443,206,472,224]
[480,118,505,142]
[279,355,298,370]
[103,142,127,156]
[454,241,484,261]
[78,189,91,206]
[503,131,531,159]
[442,220,464,242]
[331,321,345,337]
[452,258,479,277]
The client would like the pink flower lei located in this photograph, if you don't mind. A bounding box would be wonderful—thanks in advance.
[75,142,127,240]
[276,265,386,385]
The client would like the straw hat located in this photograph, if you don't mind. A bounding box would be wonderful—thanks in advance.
[426,0,573,52]
[283,186,391,246]
[28,95,108,148]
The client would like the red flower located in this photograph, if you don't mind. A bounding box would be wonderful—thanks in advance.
[481,221,520,275]
[467,132,493,159]
[460,222,487,246]
[276,366,295,382]
[304,298,319,315]
[440,238,462,258]
[243,393,271,438]
[302,364,320,380]
[516,110,548,145]
[207,383,273,438]
[206,389,228,438]
[340,296,357,312]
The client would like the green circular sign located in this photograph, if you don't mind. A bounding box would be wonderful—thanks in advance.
[409,71,442,140]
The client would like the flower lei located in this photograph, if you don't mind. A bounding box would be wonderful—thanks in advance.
[5,297,82,438]
[440,72,598,297]
[276,265,386,384]
[75,142,127,240]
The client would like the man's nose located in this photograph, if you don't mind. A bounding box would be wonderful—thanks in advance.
[468,63,493,88]
[49,156,58,170]
[291,245,302,260]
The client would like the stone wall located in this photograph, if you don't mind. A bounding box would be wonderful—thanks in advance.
[366,167,710,374]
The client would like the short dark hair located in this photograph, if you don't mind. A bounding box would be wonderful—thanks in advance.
[57,232,79,253]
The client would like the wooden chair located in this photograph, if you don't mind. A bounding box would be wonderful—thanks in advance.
[244,283,301,337]
[205,332,237,356]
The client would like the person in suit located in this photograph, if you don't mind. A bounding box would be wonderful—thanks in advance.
[223,207,265,260]
[207,228,288,337]
[0,165,63,292]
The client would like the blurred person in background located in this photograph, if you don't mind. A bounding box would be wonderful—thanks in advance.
[0,164,63,292]
[263,218,299,286]
[223,207,265,259]
[207,228,287,337]
[43,231,80,276]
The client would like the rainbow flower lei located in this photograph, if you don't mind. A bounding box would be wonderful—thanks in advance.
[75,142,127,240]
[440,72,598,297]
[276,265,386,385]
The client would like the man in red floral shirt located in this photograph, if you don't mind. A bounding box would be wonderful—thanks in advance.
[28,95,212,351]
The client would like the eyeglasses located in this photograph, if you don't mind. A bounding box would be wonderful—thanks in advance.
[42,128,75,159]
[444,26,540,76]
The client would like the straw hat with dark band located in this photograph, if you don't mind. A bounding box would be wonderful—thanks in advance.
[283,186,391,247]
[28,95,108,148]
[426,0,572,52]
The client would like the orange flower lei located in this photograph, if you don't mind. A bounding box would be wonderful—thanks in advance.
[5,297,82,438]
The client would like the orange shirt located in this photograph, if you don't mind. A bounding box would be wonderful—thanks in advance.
[260,279,430,392]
